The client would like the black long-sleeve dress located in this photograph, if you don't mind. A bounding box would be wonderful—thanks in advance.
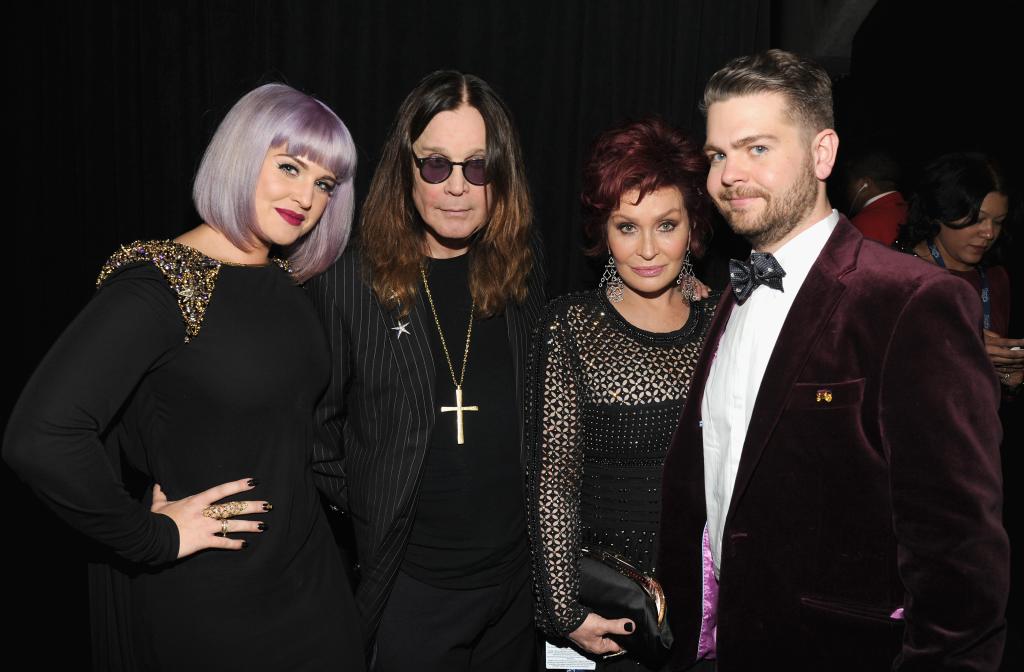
[526,289,716,669]
[3,241,363,671]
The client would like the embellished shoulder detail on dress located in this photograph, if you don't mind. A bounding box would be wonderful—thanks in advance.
[96,240,222,343]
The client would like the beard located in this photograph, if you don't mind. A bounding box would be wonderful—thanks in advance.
[715,155,819,249]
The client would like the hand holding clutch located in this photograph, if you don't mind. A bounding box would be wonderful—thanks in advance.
[568,612,634,657]
[578,546,674,665]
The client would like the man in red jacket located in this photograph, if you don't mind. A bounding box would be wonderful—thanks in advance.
[844,147,907,246]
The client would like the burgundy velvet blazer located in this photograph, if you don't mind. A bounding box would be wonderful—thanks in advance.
[658,219,1008,671]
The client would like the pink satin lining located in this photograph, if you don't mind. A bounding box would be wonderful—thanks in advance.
[697,523,719,659]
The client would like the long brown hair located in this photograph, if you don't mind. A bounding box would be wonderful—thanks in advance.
[360,70,533,317]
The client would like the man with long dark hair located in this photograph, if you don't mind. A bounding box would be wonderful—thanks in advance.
[308,70,544,671]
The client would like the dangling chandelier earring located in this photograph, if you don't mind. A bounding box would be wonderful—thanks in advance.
[599,255,625,303]
[676,249,698,302]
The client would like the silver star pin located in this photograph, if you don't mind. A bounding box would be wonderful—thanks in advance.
[392,320,411,339]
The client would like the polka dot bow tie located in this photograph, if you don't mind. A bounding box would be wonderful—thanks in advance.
[729,252,786,303]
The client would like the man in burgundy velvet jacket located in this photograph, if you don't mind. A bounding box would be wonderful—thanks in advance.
[658,50,1008,671]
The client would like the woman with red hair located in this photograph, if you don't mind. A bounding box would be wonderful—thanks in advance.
[526,117,716,670]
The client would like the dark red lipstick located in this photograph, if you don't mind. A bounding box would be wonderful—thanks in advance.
[275,208,306,227]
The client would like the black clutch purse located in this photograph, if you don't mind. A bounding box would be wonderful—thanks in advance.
[578,546,674,665]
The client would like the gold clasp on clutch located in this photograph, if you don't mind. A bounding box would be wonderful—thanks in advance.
[815,388,833,403]
[581,546,668,627]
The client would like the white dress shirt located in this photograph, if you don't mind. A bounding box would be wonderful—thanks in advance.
[702,210,839,577]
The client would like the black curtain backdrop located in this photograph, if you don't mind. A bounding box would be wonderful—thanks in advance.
[14,0,769,367]
[8,1,768,664]
[6,0,1020,667]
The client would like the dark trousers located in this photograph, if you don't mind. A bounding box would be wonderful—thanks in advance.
[373,567,539,672]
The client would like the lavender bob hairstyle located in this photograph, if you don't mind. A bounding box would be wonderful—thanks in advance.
[193,83,357,282]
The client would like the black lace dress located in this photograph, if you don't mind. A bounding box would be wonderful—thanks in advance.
[526,289,716,669]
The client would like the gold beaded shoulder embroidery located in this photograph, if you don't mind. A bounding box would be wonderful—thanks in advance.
[96,241,292,342]
[96,241,222,342]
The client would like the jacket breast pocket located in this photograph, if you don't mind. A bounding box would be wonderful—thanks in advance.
[785,378,865,411]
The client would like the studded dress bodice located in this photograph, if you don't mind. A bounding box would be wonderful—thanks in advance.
[526,289,717,638]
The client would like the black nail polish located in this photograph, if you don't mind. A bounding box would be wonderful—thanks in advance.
[258,522,268,531]
[241,541,249,549]
[247,478,259,487]
[262,502,273,512]
[624,622,634,633]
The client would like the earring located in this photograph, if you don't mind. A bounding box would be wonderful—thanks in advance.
[599,255,624,303]
[676,250,698,302]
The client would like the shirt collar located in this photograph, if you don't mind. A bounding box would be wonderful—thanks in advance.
[863,190,898,209]
[771,209,839,291]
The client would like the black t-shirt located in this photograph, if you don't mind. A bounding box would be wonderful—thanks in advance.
[401,253,528,588]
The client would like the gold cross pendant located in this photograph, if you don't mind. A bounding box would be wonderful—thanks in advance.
[441,386,479,445]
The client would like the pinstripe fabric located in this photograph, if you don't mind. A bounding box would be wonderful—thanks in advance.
[307,241,546,644]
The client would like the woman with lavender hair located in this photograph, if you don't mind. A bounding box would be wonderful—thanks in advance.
[4,84,364,670]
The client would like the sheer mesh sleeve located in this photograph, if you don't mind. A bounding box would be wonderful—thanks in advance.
[526,301,590,637]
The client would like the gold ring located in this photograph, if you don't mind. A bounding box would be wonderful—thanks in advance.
[202,501,248,520]
[220,519,229,536]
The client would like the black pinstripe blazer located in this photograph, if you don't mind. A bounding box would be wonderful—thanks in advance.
[306,243,546,643]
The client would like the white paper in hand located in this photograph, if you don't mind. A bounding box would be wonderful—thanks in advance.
[544,640,596,670]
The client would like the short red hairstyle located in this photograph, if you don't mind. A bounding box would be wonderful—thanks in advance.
[580,117,711,257]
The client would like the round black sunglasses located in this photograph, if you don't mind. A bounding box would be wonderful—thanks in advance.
[414,156,488,186]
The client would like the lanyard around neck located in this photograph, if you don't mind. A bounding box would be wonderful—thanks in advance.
[927,239,990,330]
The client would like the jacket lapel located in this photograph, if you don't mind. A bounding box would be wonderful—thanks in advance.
[692,291,738,418]
[506,286,546,463]
[383,292,437,454]
[724,220,861,523]
[505,302,527,451]
[675,289,735,491]
[507,247,547,463]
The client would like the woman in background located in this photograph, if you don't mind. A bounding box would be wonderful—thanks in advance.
[527,117,716,670]
[897,152,1022,392]
[4,83,363,671]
